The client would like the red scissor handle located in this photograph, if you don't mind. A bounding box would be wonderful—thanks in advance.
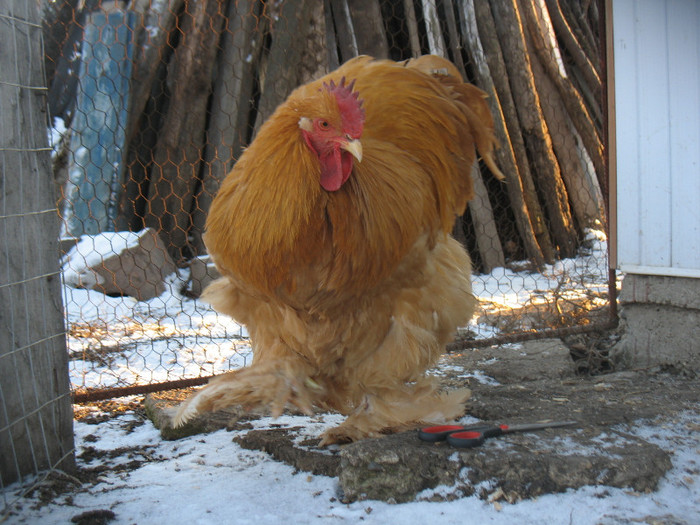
[418,425,466,442]
[446,430,486,448]
[419,424,508,444]
[421,421,577,448]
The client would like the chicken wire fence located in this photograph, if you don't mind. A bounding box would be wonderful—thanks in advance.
[45,0,614,403]
[3,0,613,510]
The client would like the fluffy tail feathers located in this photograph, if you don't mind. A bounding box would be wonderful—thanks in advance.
[405,54,505,182]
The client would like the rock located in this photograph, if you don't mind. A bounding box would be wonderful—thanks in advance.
[467,370,699,426]
[439,338,575,385]
[339,425,671,503]
[59,236,80,256]
[234,428,340,477]
[62,228,176,301]
[144,390,249,440]
[619,274,700,310]
[339,432,461,503]
[70,509,116,525]
[146,390,340,475]
[481,339,575,382]
[612,274,700,370]
[186,255,220,297]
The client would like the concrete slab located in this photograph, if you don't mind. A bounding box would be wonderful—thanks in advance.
[612,273,700,370]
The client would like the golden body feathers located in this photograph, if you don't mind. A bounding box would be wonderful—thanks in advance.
[173,56,501,444]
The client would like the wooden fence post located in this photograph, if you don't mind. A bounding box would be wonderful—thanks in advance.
[0,0,75,486]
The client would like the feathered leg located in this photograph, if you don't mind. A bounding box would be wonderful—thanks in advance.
[319,378,470,446]
[318,236,475,445]
[170,276,327,427]
[169,357,323,427]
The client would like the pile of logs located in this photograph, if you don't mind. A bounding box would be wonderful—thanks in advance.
[45,0,606,272]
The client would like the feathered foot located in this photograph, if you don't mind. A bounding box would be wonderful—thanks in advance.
[319,380,471,446]
[169,362,323,428]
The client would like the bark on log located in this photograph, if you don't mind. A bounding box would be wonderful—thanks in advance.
[422,0,446,56]
[119,0,184,232]
[459,0,545,267]
[125,0,184,150]
[327,0,359,63]
[119,68,168,232]
[402,0,422,57]
[42,0,81,95]
[488,0,577,258]
[43,0,85,121]
[143,0,226,261]
[346,0,389,58]
[106,0,607,270]
[324,0,341,70]
[520,0,605,229]
[440,0,504,271]
[470,0,554,264]
[544,0,601,94]
[442,0,467,77]
[558,0,599,67]
[521,0,605,182]
[467,165,505,272]
[0,0,75,484]
[254,0,316,132]
[191,0,265,254]
[523,10,604,229]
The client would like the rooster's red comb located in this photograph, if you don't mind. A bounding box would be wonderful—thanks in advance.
[322,77,365,136]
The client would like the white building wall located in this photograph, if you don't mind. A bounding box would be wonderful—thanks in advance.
[613,0,700,278]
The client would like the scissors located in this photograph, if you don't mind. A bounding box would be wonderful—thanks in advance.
[418,420,577,448]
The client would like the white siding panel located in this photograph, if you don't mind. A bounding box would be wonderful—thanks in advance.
[636,0,672,268]
[614,0,641,265]
[614,0,700,277]
[667,1,700,271]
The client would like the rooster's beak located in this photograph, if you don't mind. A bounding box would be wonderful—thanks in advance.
[342,139,363,163]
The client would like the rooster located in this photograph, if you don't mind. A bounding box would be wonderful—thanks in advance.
[172,55,503,445]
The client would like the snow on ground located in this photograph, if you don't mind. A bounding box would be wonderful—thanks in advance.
[3,229,699,523]
[3,410,699,524]
[65,268,251,390]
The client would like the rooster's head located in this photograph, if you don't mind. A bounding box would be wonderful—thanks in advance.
[298,77,365,192]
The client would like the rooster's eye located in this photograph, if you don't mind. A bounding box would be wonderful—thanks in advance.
[319,120,330,129]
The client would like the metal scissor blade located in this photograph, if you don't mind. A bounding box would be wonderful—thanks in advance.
[501,420,578,434]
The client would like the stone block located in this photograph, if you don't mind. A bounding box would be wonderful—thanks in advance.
[339,426,670,503]
[62,228,177,301]
[479,338,575,382]
[187,255,220,297]
[59,236,80,256]
[144,369,699,505]
[619,273,700,310]
[612,273,700,370]
[612,303,700,369]
[441,338,575,385]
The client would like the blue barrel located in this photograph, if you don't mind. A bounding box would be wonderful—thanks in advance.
[64,9,136,236]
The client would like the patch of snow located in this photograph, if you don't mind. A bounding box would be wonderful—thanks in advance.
[48,116,67,158]
[433,363,500,386]
[6,411,697,525]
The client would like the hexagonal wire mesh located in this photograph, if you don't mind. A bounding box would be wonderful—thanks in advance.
[45,0,614,403]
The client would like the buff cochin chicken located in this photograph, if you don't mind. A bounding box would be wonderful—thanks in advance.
[171,55,503,445]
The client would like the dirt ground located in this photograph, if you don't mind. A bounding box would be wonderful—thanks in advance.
[140,332,699,504]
